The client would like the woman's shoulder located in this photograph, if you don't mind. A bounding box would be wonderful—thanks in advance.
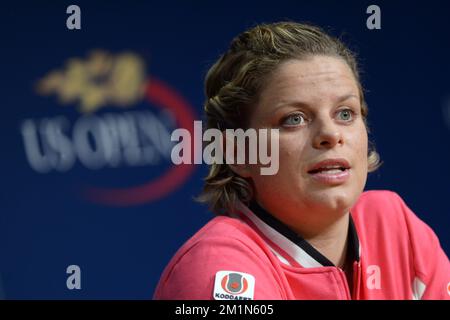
[351,189,436,251]
[350,189,417,238]
[154,215,281,299]
[183,215,263,250]
[356,189,403,204]
[352,189,408,219]
[161,215,270,273]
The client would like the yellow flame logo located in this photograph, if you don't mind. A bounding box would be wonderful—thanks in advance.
[36,50,147,113]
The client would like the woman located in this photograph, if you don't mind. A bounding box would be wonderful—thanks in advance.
[154,21,449,300]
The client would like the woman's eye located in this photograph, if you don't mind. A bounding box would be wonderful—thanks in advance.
[337,109,354,121]
[282,113,305,126]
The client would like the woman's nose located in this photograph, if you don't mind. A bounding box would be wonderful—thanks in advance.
[312,118,343,149]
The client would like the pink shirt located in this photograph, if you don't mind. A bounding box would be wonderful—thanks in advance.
[154,190,450,300]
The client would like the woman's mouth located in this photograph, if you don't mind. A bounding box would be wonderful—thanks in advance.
[307,166,350,184]
[306,159,351,185]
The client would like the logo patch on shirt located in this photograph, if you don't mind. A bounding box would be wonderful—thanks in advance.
[213,271,255,300]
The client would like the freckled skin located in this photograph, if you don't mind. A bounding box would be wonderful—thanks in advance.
[240,56,368,237]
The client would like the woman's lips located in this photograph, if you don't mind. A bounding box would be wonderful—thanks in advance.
[308,168,350,184]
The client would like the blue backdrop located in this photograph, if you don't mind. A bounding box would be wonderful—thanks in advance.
[0,0,449,299]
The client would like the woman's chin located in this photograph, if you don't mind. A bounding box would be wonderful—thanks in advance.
[305,188,358,214]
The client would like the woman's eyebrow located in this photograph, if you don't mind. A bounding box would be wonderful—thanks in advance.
[268,93,360,116]
[337,94,360,103]
[337,93,359,102]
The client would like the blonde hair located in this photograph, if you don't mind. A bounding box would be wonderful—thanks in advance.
[198,21,381,214]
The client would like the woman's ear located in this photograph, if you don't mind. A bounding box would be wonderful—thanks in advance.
[222,131,253,178]
[228,163,252,178]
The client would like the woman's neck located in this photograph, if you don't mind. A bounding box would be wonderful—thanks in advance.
[254,198,351,268]
[302,213,350,267]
